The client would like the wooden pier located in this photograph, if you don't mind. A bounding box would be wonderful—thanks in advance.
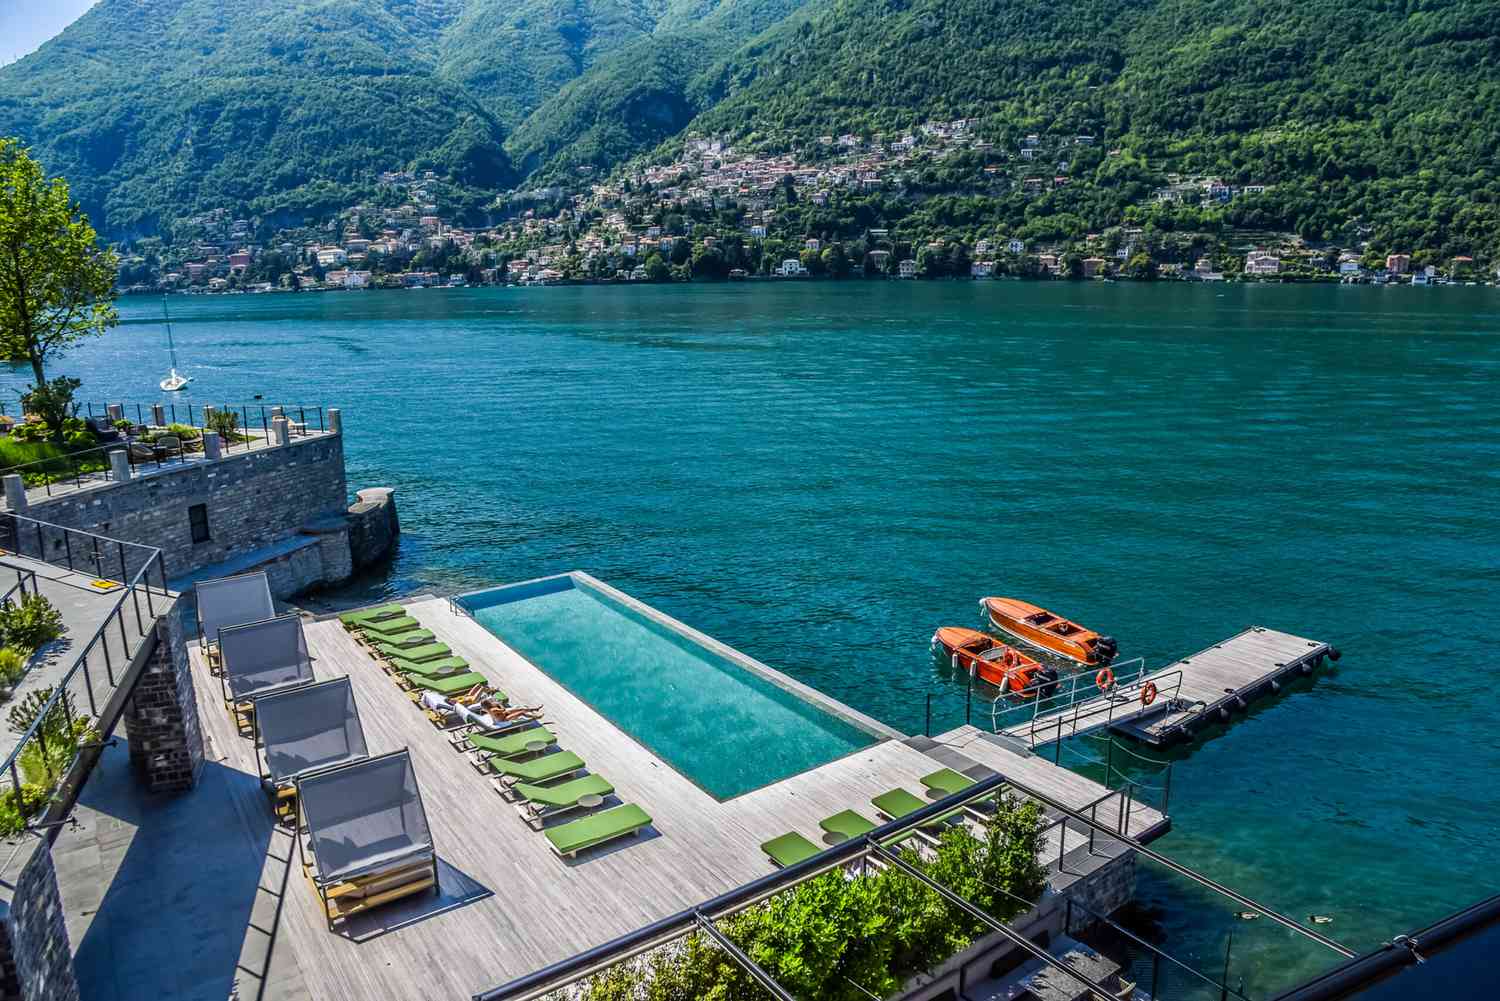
[1001,627,1337,749]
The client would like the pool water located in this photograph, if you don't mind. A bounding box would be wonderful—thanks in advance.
[460,576,879,799]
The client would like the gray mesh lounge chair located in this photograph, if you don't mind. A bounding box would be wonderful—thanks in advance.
[218,615,316,730]
[195,571,274,669]
[296,749,438,930]
[255,677,369,824]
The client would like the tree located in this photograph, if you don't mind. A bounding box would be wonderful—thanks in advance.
[643,253,670,282]
[0,139,118,388]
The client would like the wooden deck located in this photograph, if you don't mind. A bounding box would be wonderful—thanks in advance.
[59,592,1165,1001]
[1002,627,1334,748]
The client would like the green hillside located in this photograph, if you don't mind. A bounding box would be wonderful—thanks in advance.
[682,0,1500,252]
[0,0,513,238]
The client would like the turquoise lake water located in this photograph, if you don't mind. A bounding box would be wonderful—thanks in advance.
[460,576,877,799]
[11,281,1497,993]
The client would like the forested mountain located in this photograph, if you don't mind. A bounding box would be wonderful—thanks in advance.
[2,0,1497,254]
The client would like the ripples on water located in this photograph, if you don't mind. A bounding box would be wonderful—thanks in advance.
[21,281,1499,992]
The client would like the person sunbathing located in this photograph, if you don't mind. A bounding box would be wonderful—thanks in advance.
[480,698,542,723]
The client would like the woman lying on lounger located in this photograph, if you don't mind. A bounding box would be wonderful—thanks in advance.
[479,697,542,723]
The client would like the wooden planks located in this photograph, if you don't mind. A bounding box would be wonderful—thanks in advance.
[1001,627,1332,748]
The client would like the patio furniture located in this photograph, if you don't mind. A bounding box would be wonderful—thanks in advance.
[406,672,489,696]
[218,615,316,733]
[295,750,438,931]
[819,810,878,843]
[388,654,470,678]
[920,768,977,798]
[339,603,405,627]
[514,774,614,828]
[255,677,369,824]
[488,750,585,790]
[761,831,821,867]
[154,434,183,460]
[375,641,450,662]
[466,725,557,769]
[544,804,651,859]
[871,788,963,830]
[370,629,436,648]
[126,442,156,466]
[359,615,421,637]
[195,571,275,671]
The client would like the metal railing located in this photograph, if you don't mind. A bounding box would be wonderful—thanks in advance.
[80,401,327,438]
[0,561,38,609]
[0,514,169,821]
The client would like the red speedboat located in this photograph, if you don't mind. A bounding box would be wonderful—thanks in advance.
[932,627,1059,697]
[979,597,1117,666]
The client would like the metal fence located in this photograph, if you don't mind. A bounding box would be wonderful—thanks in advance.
[78,401,326,437]
[0,514,168,822]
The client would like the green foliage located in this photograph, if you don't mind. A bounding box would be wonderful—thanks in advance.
[205,409,240,438]
[0,594,65,652]
[0,647,28,688]
[0,139,117,383]
[563,796,1047,1001]
[0,782,48,836]
[7,422,50,444]
[19,376,82,443]
[164,422,200,441]
[64,429,97,447]
[5,686,95,789]
[111,418,131,431]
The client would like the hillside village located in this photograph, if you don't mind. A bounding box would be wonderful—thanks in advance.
[118,123,1497,294]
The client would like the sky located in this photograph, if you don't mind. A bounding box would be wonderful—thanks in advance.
[0,0,96,64]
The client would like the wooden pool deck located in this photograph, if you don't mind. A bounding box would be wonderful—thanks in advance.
[1001,627,1334,748]
[57,594,1167,1001]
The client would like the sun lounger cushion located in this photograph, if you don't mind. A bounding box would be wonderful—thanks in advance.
[489,751,584,783]
[872,788,964,829]
[339,603,404,625]
[372,629,436,648]
[819,810,878,842]
[514,774,613,809]
[360,616,421,636]
[389,654,469,677]
[470,726,556,758]
[545,804,651,857]
[408,672,488,695]
[920,768,977,797]
[761,832,821,867]
[375,642,451,662]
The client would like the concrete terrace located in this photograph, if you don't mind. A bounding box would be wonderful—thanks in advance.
[5,428,335,510]
[53,595,1164,1001]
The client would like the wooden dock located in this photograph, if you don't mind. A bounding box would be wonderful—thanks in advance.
[1001,627,1337,748]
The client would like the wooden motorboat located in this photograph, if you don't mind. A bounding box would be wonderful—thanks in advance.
[931,627,1059,697]
[979,597,1117,666]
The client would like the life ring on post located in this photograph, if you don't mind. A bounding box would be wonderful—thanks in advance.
[1095,667,1115,691]
[1140,681,1159,706]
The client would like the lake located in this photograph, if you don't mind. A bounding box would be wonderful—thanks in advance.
[10,280,1498,993]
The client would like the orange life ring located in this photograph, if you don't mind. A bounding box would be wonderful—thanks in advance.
[1003,649,1018,667]
[1095,667,1114,691]
[1141,681,1159,706]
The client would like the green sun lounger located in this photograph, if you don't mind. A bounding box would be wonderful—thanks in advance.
[761,831,821,867]
[920,768,977,798]
[872,788,963,829]
[408,671,488,695]
[369,628,435,648]
[390,654,470,677]
[339,603,404,626]
[819,810,879,843]
[545,804,652,859]
[515,774,614,825]
[375,641,450,662]
[360,615,421,636]
[470,726,556,759]
[489,750,585,786]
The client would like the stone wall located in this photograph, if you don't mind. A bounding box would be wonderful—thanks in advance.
[20,434,347,580]
[347,487,399,570]
[121,607,204,794]
[0,838,80,1001]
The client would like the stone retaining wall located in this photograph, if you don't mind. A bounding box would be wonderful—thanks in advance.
[19,435,347,580]
[0,838,79,1001]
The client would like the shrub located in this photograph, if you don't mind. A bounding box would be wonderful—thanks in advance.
[6,688,94,785]
[0,594,65,651]
[61,417,86,433]
[9,422,49,443]
[205,409,240,438]
[20,376,81,441]
[0,782,48,836]
[0,647,28,688]
[64,429,97,448]
[112,418,132,431]
[165,422,200,441]
[563,797,1047,1001]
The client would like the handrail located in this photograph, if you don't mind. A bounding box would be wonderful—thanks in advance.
[80,401,327,438]
[0,514,169,821]
[0,561,37,608]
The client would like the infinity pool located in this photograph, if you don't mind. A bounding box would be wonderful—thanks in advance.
[457,574,880,799]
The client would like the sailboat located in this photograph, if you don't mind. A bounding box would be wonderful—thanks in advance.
[159,295,191,392]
